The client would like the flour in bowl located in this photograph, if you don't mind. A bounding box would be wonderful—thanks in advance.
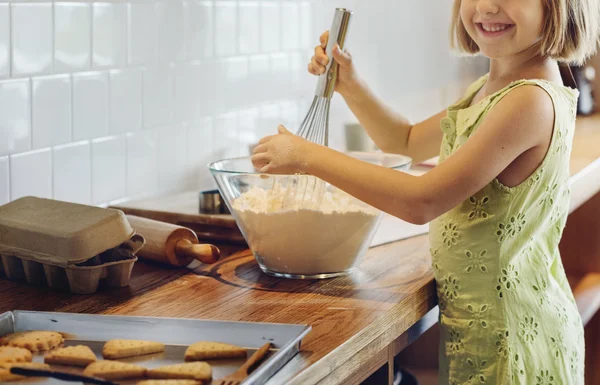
[232,185,381,276]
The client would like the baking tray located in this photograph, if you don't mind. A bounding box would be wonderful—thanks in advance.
[0,311,311,385]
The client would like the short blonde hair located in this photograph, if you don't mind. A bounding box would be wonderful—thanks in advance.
[450,0,600,65]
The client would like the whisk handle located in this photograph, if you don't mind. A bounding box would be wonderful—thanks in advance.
[315,8,353,99]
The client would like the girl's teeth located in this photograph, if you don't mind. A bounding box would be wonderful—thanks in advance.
[482,24,508,32]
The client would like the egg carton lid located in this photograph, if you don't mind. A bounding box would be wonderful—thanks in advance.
[0,196,136,267]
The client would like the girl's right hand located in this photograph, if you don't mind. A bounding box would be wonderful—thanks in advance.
[308,31,357,97]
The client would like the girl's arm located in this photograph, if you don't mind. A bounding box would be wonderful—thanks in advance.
[329,46,445,164]
[341,76,447,165]
[253,85,554,225]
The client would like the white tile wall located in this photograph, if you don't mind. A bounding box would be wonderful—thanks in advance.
[10,148,52,200]
[215,1,237,57]
[126,129,158,197]
[156,2,185,63]
[0,79,31,156]
[0,156,9,205]
[158,125,188,192]
[239,2,259,55]
[32,74,72,149]
[187,118,213,189]
[128,2,157,66]
[0,5,9,79]
[261,1,280,53]
[73,71,109,141]
[142,65,172,128]
[54,2,91,72]
[91,136,126,204]
[0,0,485,206]
[184,1,213,60]
[11,3,53,76]
[93,2,127,68]
[53,141,91,204]
[109,69,142,134]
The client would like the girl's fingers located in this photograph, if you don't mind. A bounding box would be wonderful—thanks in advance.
[319,31,329,49]
[252,143,268,154]
[251,153,270,168]
[258,135,275,145]
[332,44,352,68]
[310,57,325,74]
[313,45,329,66]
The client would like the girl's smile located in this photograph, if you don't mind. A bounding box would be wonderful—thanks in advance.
[475,22,516,39]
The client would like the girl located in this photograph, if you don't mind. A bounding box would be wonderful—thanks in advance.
[252,0,600,384]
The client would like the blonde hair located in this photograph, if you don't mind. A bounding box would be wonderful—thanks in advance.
[450,0,600,65]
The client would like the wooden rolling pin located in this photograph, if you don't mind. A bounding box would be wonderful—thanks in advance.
[126,215,220,267]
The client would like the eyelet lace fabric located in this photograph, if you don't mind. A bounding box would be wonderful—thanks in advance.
[429,74,584,384]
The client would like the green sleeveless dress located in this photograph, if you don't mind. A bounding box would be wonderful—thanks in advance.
[429,74,585,385]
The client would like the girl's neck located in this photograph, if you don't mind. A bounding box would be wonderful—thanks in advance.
[485,45,562,94]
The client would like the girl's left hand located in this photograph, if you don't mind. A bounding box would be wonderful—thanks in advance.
[251,126,313,174]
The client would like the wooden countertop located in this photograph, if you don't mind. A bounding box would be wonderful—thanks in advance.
[0,238,436,385]
[0,114,599,385]
[569,113,600,213]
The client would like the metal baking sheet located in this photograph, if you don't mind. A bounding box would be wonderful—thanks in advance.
[0,311,311,385]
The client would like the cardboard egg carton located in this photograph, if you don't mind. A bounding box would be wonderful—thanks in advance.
[0,197,145,294]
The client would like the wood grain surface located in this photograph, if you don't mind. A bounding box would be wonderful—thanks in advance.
[0,236,436,385]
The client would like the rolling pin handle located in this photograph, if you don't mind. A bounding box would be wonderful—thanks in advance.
[174,239,220,264]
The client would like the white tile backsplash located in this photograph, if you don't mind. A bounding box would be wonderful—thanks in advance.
[10,148,52,200]
[158,125,188,192]
[157,1,185,64]
[215,1,237,57]
[32,74,72,149]
[54,2,91,72]
[0,79,31,156]
[93,2,127,68]
[239,2,259,55]
[91,136,126,204]
[11,3,53,76]
[281,2,300,51]
[128,2,157,66]
[187,118,213,190]
[109,68,142,134]
[53,141,91,204]
[214,111,239,159]
[126,129,158,197]
[260,1,280,53]
[73,71,109,141]
[299,1,311,50]
[0,5,8,78]
[184,0,213,60]
[142,66,172,128]
[173,63,198,124]
[1,0,485,208]
[0,156,9,205]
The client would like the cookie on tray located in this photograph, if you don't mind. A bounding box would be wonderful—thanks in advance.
[0,346,32,364]
[44,345,96,367]
[184,341,246,361]
[147,362,212,381]
[83,360,147,381]
[0,331,63,352]
[103,339,165,359]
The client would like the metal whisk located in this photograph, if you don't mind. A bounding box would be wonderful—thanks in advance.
[297,8,353,146]
[274,8,353,211]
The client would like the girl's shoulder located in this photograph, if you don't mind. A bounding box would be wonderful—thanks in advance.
[449,72,579,115]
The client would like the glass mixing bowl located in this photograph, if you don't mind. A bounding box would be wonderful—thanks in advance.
[209,152,412,279]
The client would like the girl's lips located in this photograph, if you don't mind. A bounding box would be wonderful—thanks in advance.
[476,23,515,38]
